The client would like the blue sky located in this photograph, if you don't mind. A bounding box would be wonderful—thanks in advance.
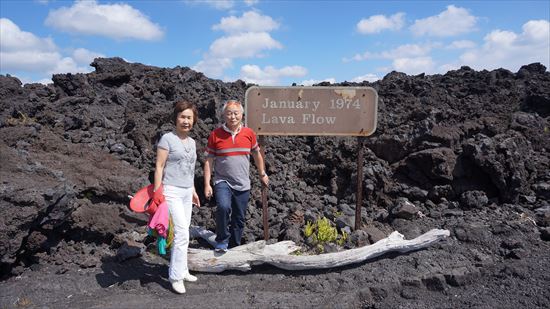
[1,0,549,85]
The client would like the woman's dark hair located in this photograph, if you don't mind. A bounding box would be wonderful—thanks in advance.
[172,100,198,125]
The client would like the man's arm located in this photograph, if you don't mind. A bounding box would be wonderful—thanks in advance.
[204,157,214,199]
[251,150,269,187]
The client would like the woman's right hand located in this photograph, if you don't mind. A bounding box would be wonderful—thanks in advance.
[153,186,165,204]
[204,185,213,200]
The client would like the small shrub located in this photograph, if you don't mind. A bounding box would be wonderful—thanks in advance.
[16,296,32,307]
[7,111,36,126]
[337,230,348,246]
[316,217,338,243]
[304,220,315,238]
[302,217,348,250]
[315,244,324,254]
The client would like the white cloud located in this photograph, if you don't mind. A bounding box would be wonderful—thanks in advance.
[459,19,550,71]
[342,52,373,62]
[45,0,163,40]
[0,18,101,80]
[0,18,56,52]
[72,48,105,65]
[357,12,405,34]
[244,0,259,6]
[522,19,550,42]
[193,57,233,78]
[484,30,517,46]
[213,11,279,33]
[194,11,283,78]
[34,78,54,85]
[50,57,89,75]
[184,0,234,10]
[344,42,437,62]
[210,32,282,58]
[392,57,435,74]
[351,73,381,83]
[447,40,476,49]
[239,64,307,85]
[185,0,258,10]
[380,43,438,58]
[439,63,461,72]
[19,76,54,85]
[301,78,336,86]
[1,50,61,72]
[0,18,60,72]
[410,5,477,37]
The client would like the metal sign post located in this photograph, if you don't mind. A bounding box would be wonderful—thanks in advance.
[259,135,269,240]
[355,136,365,230]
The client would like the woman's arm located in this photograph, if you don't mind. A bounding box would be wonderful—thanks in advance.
[192,187,201,207]
[154,147,169,191]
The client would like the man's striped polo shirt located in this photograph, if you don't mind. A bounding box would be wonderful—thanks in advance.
[206,124,259,191]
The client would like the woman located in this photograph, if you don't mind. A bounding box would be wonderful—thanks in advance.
[153,100,201,294]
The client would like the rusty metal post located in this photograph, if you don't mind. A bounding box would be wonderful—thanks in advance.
[259,135,269,240]
[355,136,364,230]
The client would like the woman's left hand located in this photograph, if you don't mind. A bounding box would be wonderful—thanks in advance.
[192,190,201,208]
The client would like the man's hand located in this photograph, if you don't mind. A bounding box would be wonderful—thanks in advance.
[204,184,213,200]
[260,174,269,187]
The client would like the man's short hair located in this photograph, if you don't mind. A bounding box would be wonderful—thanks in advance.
[222,100,244,113]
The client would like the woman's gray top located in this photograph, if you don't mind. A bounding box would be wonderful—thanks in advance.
[157,132,196,188]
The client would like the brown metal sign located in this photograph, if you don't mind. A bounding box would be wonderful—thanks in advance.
[245,86,378,136]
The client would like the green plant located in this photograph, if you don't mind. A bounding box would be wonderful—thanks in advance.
[315,243,324,254]
[337,230,348,246]
[6,111,36,126]
[316,217,338,243]
[16,296,33,307]
[303,217,348,248]
[304,220,315,238]
[82,191,94,200]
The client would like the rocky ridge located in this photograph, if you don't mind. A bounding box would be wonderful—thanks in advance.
[0,58,549,308]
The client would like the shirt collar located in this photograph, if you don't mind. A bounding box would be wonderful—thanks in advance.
[222,123,242,135]
[223,123,242,143]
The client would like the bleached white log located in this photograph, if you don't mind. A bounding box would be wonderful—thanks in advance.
[187,226,450,272]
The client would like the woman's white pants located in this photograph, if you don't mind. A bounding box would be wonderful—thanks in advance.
[163,185,193,281]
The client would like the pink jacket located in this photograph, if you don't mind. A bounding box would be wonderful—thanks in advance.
[147,201,169,238]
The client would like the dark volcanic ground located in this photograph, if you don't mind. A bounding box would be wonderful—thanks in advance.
[1,58,549,308]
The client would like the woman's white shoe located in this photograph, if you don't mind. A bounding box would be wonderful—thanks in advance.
[184,273,198,282]
[170,279,186,294]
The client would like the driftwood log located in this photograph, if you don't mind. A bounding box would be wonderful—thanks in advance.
[188,226,450,272]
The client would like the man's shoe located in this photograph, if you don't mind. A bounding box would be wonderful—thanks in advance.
[214,242,228,253]
[170,279,186,294]
[184,273,198,282]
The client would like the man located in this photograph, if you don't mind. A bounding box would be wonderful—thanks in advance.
[204,100,269,252]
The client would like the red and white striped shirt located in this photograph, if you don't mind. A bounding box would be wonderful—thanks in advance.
[206,124,259,191]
